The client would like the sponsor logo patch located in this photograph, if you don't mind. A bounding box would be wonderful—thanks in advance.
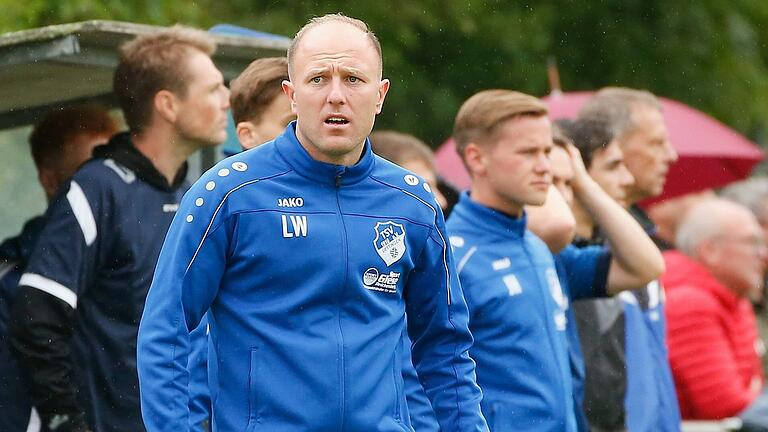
[362,267,400,294]
[373,221,406,266]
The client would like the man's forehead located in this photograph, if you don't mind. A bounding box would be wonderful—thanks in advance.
[293,21,381,73]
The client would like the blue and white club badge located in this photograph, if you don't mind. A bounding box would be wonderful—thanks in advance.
[373,221,407,266]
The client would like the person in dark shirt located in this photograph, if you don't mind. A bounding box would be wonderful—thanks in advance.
[0,105,117,432]
[8,26,230,432]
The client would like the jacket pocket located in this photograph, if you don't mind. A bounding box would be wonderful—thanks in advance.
[245,347,259,431]
[392,348,404,422]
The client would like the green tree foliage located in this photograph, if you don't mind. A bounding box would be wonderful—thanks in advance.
[0,0,767,147]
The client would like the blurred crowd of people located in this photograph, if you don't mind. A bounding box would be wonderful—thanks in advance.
[1,12,767,432]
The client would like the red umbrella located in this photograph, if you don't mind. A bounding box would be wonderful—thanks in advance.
[435,91,764,203]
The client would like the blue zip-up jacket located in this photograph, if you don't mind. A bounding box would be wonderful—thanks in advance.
[446,193,576,432]
[554,244,611,432]
[621,282,681,431]
[137,123,488,432]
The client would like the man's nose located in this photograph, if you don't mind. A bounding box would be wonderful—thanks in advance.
[620,165,635,187]
[665,140,678,163]
[327,78,346,105]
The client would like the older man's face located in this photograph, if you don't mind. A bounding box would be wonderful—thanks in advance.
[620,104,677,204]
[283,22,390,166]
[708,207,768,299]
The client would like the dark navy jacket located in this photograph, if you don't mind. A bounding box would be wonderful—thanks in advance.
[447,193,575,432]
[8,133,191,432]
[0,217,45,432]
[554,244,611,431]
[137,123,487,432]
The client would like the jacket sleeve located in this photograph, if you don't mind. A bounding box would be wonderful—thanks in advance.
[558,244,611,301]
[8,178,105,430]
[404,210,488,432]
[137,180,232,432]
[666,289,757,418]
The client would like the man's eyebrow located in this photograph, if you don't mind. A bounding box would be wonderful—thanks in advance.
[306,67,330,76]
[341,66,367,76]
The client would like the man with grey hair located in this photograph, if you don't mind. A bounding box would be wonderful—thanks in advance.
[662,198,768,428]
[138,14,487,432]
[573,87,681,431]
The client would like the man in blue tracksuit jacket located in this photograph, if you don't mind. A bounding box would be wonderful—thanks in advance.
[447,89,576,431]
[137,15,487,432]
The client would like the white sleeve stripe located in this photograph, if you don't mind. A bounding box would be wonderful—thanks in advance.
[66,181,97,246]
[19,273,78,309]
[456,246,478,274]
[400,188,453,305]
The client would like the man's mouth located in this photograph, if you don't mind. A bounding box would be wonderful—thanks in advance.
[325,115,350,126]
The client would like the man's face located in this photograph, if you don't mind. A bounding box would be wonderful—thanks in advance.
[283,22,390,165]
[238,93,295,150]
[475,115,553,214]
[620,104,677,203]
[708,209,768,299]
[175,50,231,147]
[587,140,635,207]
[549,145,574,207]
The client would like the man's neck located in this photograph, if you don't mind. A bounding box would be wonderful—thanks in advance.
[470,184,523,218]
[131,127,196,185]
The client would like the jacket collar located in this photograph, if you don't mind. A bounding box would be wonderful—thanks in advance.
[452,191,527,238]
[274,122,374,186]
[92,132,188,192]
[662,250,742,310]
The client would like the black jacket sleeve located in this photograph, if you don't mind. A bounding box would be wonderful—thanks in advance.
[8,286,89,432]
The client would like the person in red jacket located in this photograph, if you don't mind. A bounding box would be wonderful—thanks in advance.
[663,198,768,426]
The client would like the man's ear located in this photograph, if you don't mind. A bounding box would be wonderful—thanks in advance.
[697,239,720,268]
[282,80,297,115]
[375,79,391,115]
[154,90,178,123]
[463,142,487,178]
[236,122,258,150]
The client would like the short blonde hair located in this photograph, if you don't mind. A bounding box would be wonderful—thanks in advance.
[287,13,382,78]
[114,25,216,132]
[453,89,548,159]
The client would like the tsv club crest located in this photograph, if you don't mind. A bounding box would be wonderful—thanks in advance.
[373,221,407,266]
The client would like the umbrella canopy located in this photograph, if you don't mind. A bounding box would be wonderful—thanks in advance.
[435,91,764,202]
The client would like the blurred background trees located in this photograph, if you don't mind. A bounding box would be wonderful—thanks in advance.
[1,0,766,147]
[1,0,767,237]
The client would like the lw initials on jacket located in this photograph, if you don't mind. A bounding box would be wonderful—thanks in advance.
[281,214,308,238]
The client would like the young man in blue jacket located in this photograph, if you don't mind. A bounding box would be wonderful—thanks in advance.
[8,27,230,432]
[574,88,681,432]
[137,14,487,432]
[447,89,575,431]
